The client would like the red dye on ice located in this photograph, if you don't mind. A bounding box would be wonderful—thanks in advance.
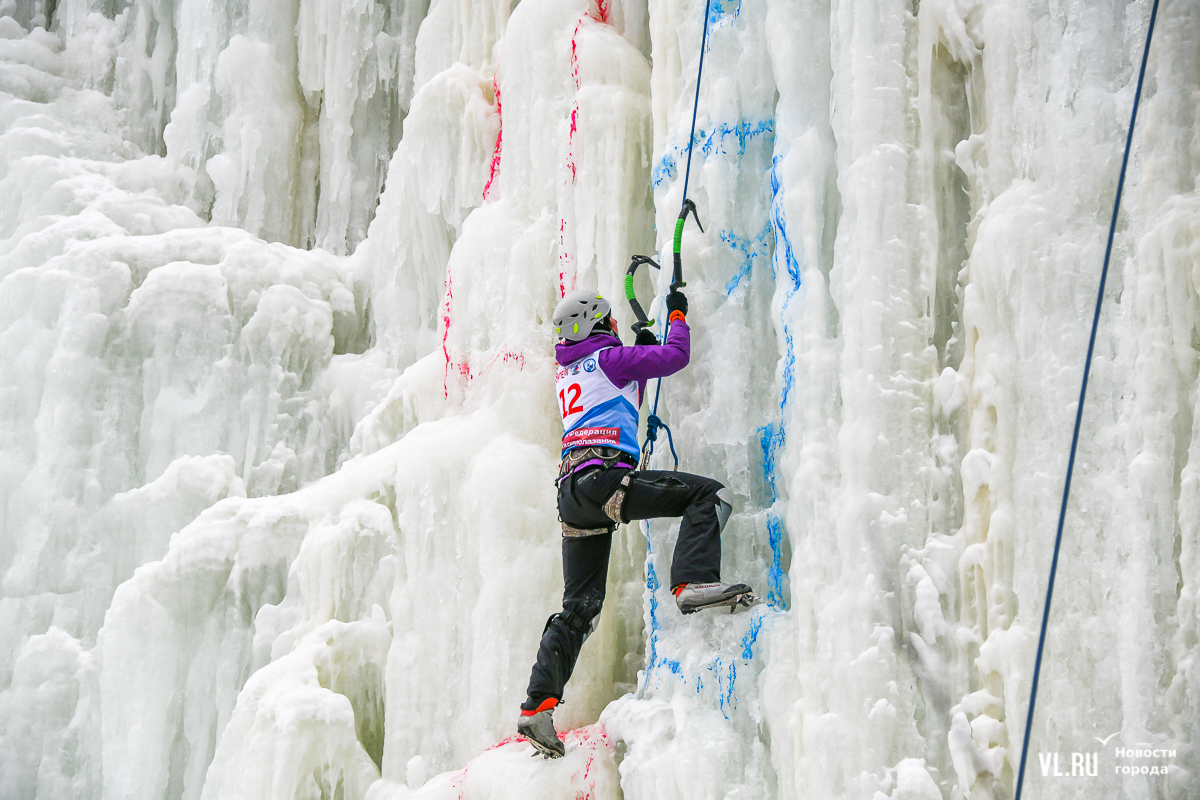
[440,268,455,397]
[439,271,477,395]
[559,725,612,800]
[572,738,599,798]
[570,19,584,90]
[485,348,527,374]
[567,104,579,181]
[448,736,525,798]
[566,17,585,184]
[565,725,611,800]
[482,76,503,200]
[431,723,609,800]
[558,217,571,297]
[441,276,527,396]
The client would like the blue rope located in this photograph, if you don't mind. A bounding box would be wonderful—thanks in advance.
[680,0,713,208]
[640,360,680,470]
[642,412,679,469]
[1013,2,1159,798]
[641,0,712,470]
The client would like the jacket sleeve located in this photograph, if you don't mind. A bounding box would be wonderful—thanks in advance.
[598,320,690,385]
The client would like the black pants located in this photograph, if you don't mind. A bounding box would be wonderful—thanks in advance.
[523,467,726,706]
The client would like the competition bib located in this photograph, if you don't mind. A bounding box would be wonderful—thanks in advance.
[556,347,640,458]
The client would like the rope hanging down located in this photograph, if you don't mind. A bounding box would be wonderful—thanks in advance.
[679,0,713,209]
[627,0,713,470]
[1013,2,1160,798]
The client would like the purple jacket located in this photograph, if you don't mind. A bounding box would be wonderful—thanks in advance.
[555,321,691,405]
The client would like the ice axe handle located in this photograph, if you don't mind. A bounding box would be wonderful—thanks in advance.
[625,254,660,336]
[672,199,702,292]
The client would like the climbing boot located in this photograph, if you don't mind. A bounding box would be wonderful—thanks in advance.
[517,698,565,758]
[675,582,757,614]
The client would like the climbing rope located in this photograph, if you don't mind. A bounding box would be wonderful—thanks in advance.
[634,0,713,471]
[1013,2,1160,798]
[679,0,713,210]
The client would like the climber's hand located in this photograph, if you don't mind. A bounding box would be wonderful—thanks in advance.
[666,289,688,319]
[635,328,659,346]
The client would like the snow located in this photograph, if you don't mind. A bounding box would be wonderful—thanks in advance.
[1,0,1199,799]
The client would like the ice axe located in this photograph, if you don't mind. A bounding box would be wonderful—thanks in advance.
[625,200,703,343]
[671,198,702,292]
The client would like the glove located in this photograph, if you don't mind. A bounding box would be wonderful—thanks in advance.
[635,328,659,346]
[666,289,688,318]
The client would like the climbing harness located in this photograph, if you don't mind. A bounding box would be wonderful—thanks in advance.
[626,0,714,471]
[557,445,635,482]
[557,445,635,537]
[1013,2,1160,798]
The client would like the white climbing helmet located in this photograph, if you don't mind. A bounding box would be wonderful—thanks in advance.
[553,290,611,341]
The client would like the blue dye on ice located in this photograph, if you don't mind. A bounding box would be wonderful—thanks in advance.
[764,514,786,607]
[732,152,804,612]
[719,659,737,717]
[771,154,801,411]
[701,119,774,159]
[652,119,774,189]
[758,422,785,499]
[771,155,802,287]
[754,421,789,606]
[644,537,680,679]
[703,657,740,719]
[709,0,742,20]
[707,610,768,719]
[741,610,764,660]
[707,0,743,48]
[722,224,772,296]
[637,74,804,712]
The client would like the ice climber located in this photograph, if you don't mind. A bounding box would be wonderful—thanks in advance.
[517,288,755,758]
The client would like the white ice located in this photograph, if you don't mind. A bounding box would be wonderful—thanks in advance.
[1,1,1198,799]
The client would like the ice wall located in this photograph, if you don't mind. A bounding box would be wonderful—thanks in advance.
[2,0,1199,799]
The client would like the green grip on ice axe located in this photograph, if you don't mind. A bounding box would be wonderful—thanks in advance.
[625,254,661,339]
[672,199,703,293]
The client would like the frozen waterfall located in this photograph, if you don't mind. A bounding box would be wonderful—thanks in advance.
[1,0,1198,798]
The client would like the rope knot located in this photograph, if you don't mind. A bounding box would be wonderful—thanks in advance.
[639,413,679,471]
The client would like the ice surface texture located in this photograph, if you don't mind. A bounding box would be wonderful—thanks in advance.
[0,0,1198,799]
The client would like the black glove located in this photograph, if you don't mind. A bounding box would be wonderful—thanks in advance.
[635,328,659,346]
[666,289,688,318]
